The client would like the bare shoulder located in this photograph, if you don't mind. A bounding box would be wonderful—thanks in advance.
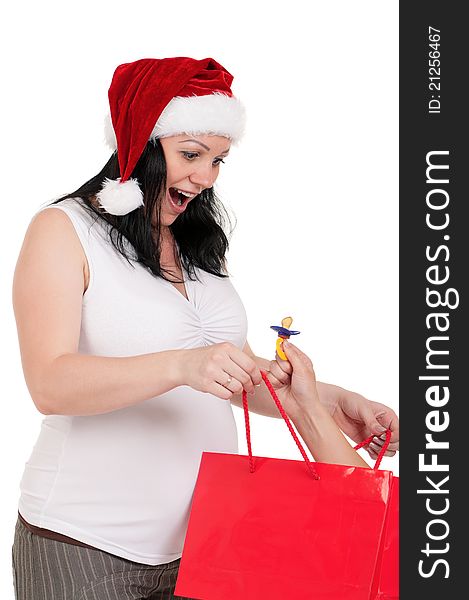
[21,206,89,292]
[13,206,92,411]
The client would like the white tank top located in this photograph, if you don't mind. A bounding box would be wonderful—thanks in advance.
[18,198,247,565]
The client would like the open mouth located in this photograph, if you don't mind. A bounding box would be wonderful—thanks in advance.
[168,187,194,207]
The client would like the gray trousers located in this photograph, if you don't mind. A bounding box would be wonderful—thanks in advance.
[11,516,194,599]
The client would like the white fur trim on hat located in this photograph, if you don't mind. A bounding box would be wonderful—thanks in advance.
[96,177,144,216]
[104,92,245,150]
[153,93,245,143]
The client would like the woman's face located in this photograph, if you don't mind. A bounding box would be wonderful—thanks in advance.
[158,134,231,226]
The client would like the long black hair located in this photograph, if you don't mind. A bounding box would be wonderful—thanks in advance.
[47,139,233,281]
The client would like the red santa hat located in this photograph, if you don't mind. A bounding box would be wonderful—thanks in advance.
[97,57,246,216]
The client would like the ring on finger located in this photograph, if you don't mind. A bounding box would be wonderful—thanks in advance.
[225,376,233,386]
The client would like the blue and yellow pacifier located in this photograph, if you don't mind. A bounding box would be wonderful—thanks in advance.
[270,316,301,360]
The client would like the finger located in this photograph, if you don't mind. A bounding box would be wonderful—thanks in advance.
[351,404,386,441]
[219,373,244,395]
[265,372,286,390]
[372,436,399,455]
[375,410,400,443]
[371,436,388,447]
[357,404,396,440]
[375,434,400,450]
[208,381,234,401]
[269,360,290,385]
[224,358,260,394]
[230,350,263,387]
[283,342,315,378]
[368,441,383,455]
[364,443,379,458]
[287,342,315,373]
[368,440,397,458]
[274,353,293,375]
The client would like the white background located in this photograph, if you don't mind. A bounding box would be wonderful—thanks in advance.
[1,1,398,596]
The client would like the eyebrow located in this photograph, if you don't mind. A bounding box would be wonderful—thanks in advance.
[178,139,230,154]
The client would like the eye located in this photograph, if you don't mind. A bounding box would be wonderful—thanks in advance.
[181,151,199,160]
[213,158,226,166]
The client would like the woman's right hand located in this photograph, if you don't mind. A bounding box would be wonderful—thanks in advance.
[178,342,262,400]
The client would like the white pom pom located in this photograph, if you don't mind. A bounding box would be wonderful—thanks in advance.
[96,178,144,216]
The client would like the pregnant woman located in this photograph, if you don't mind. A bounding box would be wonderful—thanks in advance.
[11,57,399,599]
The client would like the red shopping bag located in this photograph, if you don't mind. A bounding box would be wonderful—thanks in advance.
[353,429,399,599]
[175,372,396,600]
[370,477,399,599]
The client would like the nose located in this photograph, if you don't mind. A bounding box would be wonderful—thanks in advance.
[189,161,217,190]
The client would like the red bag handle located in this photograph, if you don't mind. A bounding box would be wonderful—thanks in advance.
[241,370,392,477]
[242,371,320,479]
[354,430,392,470]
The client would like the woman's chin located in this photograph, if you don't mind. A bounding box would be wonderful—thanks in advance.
[160,212,178,227]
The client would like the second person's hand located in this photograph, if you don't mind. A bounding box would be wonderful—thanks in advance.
[178,342,262,400]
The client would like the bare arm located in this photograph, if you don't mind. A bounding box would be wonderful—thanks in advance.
[277,342,369,468]
[288,396,370,468]
[12,209,185,415]
[38,345,259,416]
[12,209,261,416]
[37,352,186,415]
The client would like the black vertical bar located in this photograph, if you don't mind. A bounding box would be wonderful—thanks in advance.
[400,2,466,597]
